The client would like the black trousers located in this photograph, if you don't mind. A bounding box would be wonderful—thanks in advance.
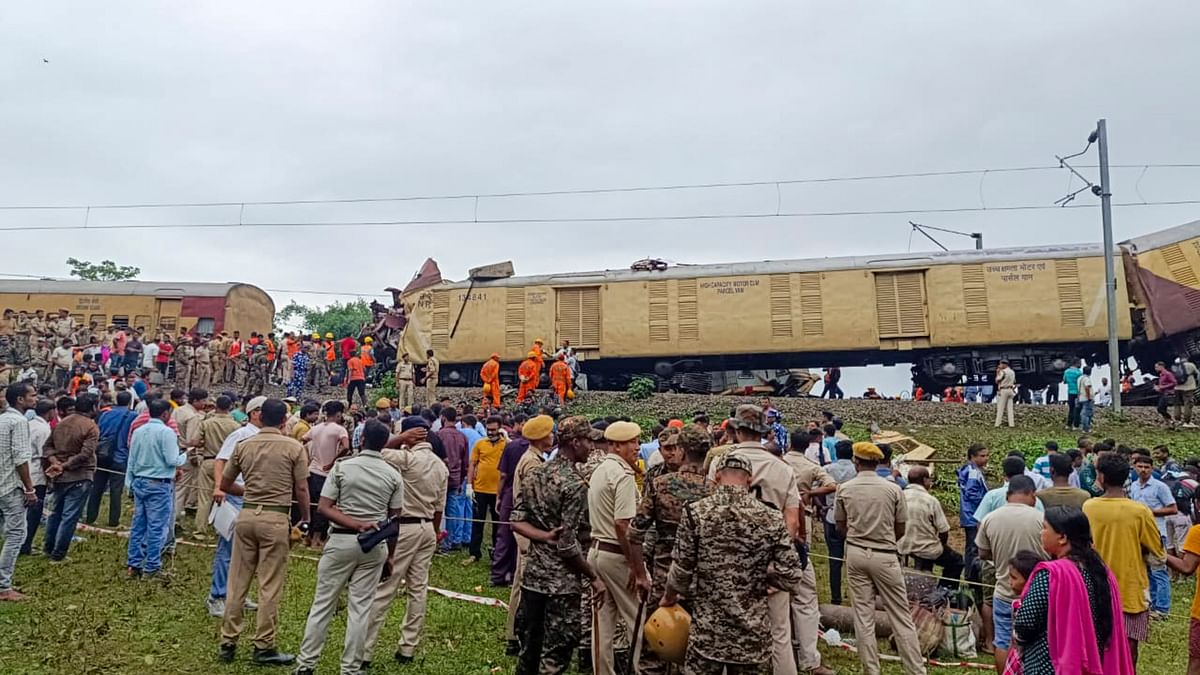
[469,491,499,559]
[823,520,846,604]
[346,379,367,407]
[20,484,46,555]
[85,459,125,526]
[516,589,581,675]
[912,544,965,589]
[1066,393,1080,427]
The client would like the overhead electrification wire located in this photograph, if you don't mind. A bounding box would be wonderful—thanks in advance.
[0,198,1198,233]
[0,164,1197,212]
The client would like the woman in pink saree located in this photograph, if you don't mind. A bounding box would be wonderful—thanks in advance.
[1012,506,1134,674]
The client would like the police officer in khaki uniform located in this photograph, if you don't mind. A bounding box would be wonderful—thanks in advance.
[210,333,228,385]
[218,398,311,667]
[782,436,838,675]
[173,389,207,532]
[193,337,212,390]
[361,415,449,667]
[394,352,415,410]
[293,418,405,675]
[192,394,241,537]
[706,404,803,675]
[588,420,651,675]
[176,340,194,388]
[833,442,927,675]
[423,349,439,403]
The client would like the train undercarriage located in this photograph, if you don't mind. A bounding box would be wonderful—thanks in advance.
[433,329,1200,402]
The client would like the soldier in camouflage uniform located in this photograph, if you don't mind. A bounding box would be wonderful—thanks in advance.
[175,340,194,389]
[0,310,14,365]
[309,341,329,392]
[631,425,712,675]
[510,416,607,675]
[13,311,33,367]
[577,422,611,670]
[30,337,50,383]
[245,344,268,396]
[662,454,804,675]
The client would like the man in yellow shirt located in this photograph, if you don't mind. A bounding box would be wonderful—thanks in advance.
[465,415,506,565]
[1083,452,1166,666]
[1166,523,1200,674]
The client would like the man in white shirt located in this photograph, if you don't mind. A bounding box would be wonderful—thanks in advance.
[142,339,160,371]
[1095,377,1112,407]
[22,399,53,556]
[1077,366,1095,432]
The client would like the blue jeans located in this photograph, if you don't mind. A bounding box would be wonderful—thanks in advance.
[1150,535,1172,613]
[210,495,242,599]
[992,596,1014,649]
[446,488,473,546]
[1078,400,1095,432]
[43,480,91,561]
[126,477,173,573]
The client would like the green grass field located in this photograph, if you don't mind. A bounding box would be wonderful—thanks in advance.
[1,393,1197,673]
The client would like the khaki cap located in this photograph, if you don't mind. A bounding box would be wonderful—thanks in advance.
[604,421,641,443]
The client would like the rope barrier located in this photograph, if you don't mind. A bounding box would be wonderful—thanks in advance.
[77,467,1198,624]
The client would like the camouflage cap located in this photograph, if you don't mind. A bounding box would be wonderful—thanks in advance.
[657,426,683,447]
[557,415,598,443]
[715,453,752,474]
[728,404,769,434]
[677,425,712,456]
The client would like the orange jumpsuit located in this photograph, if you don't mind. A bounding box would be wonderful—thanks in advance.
[549,359,572,402]
[530,343,545,387]
[516,358,538,403]
[480,358,501,408]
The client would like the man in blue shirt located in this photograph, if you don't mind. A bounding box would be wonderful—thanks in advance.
[956,442,990,584]
[1130,453,1178,617]
[86,391,137,527]
[125,398,186,579]
[1062,359,1083,430]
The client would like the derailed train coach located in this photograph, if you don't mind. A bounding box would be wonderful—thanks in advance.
[395,218,1200,393]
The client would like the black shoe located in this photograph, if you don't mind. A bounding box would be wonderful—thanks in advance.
[577,647,592,673]
[505,640,521,656]
[394,651,414,664]
[360,661,370,671]
[217,644,236,663]
[293,669,315,675]
[251,648,296,666]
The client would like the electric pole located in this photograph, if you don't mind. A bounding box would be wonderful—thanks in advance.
[1095,119,1122,414]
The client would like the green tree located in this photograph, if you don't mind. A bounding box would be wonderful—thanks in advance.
[276,299,372,339]
[66,258,140,281]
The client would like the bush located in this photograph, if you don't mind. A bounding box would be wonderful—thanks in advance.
[627,376,656,400]
[372,372,397,407]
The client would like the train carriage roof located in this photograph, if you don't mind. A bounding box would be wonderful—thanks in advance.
[433,240,1112,289]
[1120,218,1200,253]
[0,279,256,297]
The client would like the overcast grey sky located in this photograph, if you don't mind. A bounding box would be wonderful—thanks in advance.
[3,2,1199,394]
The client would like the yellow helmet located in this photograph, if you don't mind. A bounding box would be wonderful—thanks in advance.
[644,605,690,664]
[311,333,320,340]
[527,351,537,358]
[324,332,334,339]
[534,337,544,344]
[364,336,373,343]
[482,383,492,395]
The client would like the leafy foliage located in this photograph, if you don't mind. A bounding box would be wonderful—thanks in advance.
[372,371,397,407]
[65,257,140,281]
[626,376,656,400]
[276,299,371,338]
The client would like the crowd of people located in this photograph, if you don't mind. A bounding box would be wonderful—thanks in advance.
[2,330,1200,674]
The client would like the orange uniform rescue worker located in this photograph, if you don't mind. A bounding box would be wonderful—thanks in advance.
[517,352,538,404]
[480,353,501,409]
[549,353,572,403]
[529,338,545,388]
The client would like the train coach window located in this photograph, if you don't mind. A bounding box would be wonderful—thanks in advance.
[111,315,130,329]
[70,314,85,327]
[196,317,215,334]
[134,315,152,331]
[89,314,106,327]
[158,316,177,333]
